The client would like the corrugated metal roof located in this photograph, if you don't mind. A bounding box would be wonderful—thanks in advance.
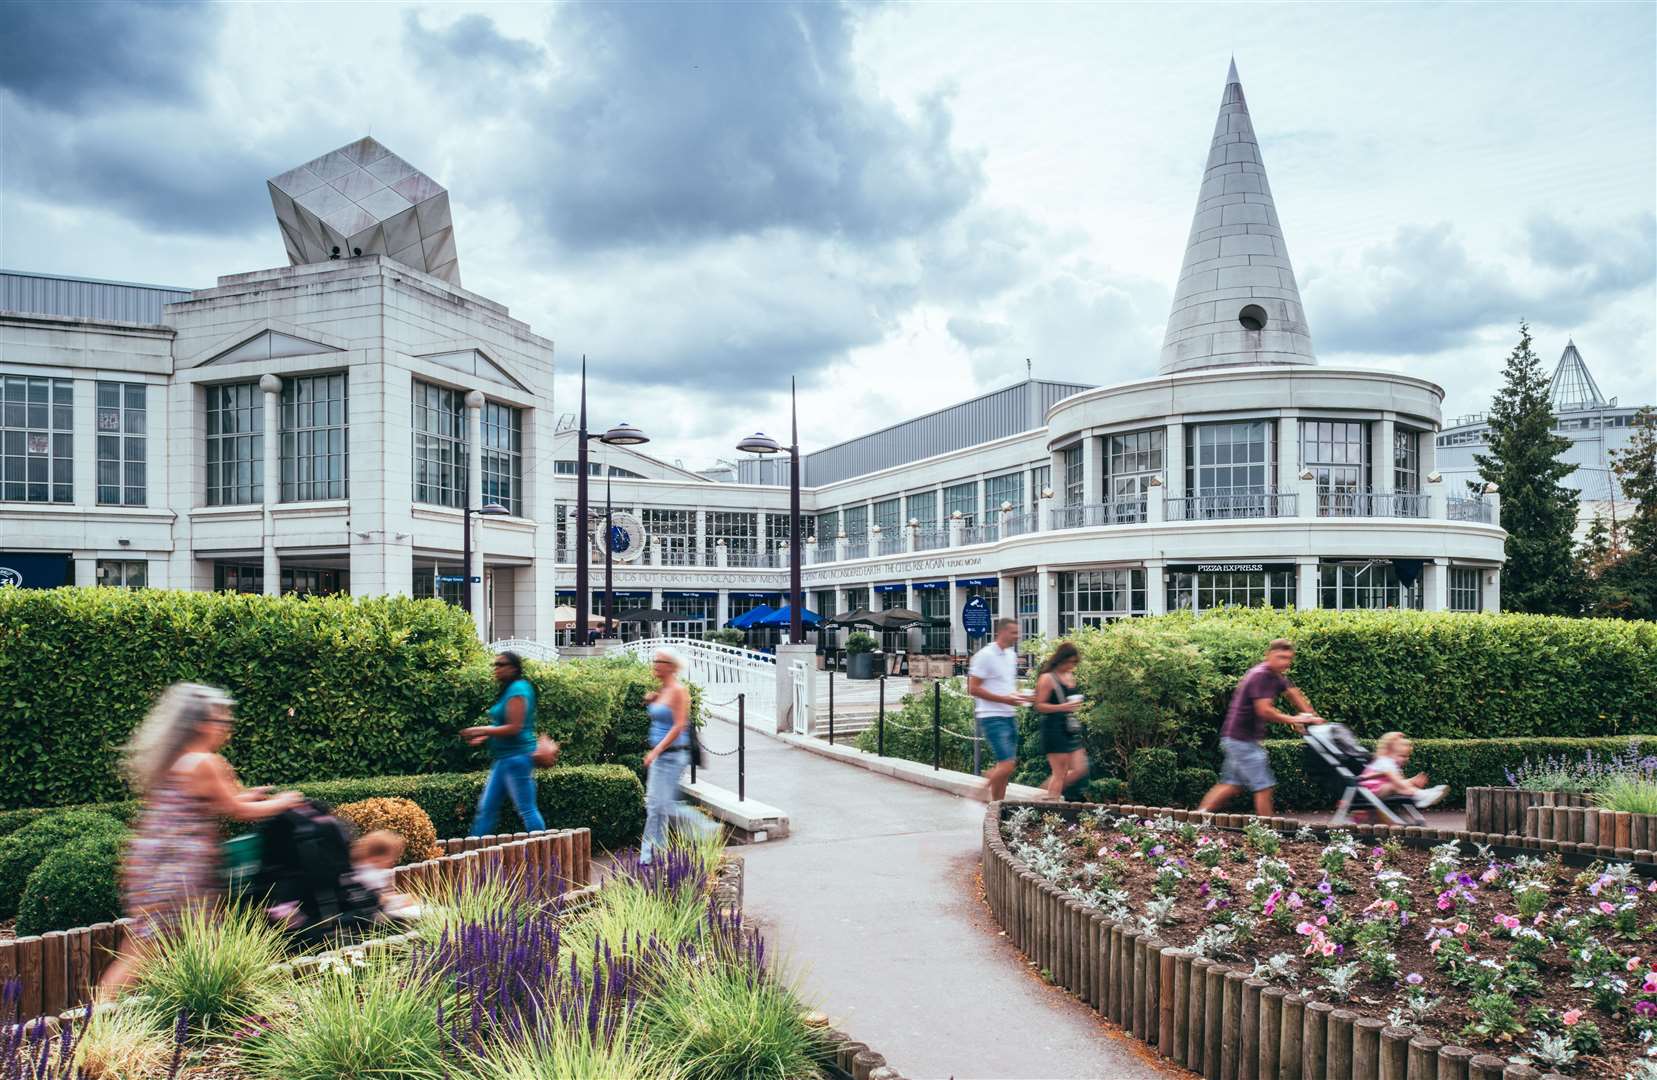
[0,270,193,326]
[736,379,1092,487]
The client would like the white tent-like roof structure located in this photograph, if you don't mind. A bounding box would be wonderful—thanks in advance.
[1548,339,1610,412]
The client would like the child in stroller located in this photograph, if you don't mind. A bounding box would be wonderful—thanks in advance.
[1301,724,1446,826]
[246,799,405,946]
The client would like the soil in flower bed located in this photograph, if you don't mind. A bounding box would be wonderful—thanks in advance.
[1001,806,1657,1077]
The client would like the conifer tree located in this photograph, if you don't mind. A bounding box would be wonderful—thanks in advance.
[1474,322,1582,613]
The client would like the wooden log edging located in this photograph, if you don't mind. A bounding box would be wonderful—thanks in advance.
[2,827,592,1026]
[981,800,1569,1080]
[1464,786,1594,837]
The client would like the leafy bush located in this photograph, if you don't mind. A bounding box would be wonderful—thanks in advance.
[852,682,979,773]
[704,628,746,647]
[1084,778,1129,803]
[132,903,288,1034]
[1128,748,1180,806]
[332,797,440,862]
[1073,621,1225,771]
[844,632,877,654]
[17,829,126,934]
[1177,767,1219,807]
[0,809,126,919]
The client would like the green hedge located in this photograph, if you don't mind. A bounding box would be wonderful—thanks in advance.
[0,588,691,811]
[0,810,127,919]
[852,682,979,773]
[0,764,646,853]
[17,830,126,935]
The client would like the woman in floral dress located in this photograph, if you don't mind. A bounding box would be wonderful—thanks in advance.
[100,683,302,991]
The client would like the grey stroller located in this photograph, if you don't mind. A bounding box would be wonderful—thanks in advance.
[1300,722,1427,826]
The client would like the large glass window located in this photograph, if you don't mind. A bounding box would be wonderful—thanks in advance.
[643,509,694,564]
[280,373,348,502]
[204,382,263,506]
[414,564,465,606]
[706,511,758,563]
[1394,429,1420,495]
[96,382,146,506]
[1449,567,1482,612]
[1062,445,1083,506]
[943,481,977,525]
[412,381,466,508]
[2,376,72,504]
[1319,562,1423,610]
[1188,421,1274,497]
[1016,574,1039,640]
[843,504,869,538]
[873,498,901,532]
[1029,465,1051,510]
[1058,569,1146,630]
[481,401,523,515]
[984,472,1021,518]
[1106,428,1163,521]
[96,559,147,588]
[917,587,949,652]
[1300,420,1369,514]
[1167,569,1295,612]
[813,510,838,543]
[906,491,937,528]
[215,563,348,596]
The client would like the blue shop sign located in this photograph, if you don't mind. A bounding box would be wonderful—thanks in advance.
[912,580,949,591]
[664,591,717,598]
[958,576,999,588]
[0,553,71,589]
[961,595,992,635]
[872,583,906,592]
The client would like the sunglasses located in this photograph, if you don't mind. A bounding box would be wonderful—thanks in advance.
[492,661,514,668]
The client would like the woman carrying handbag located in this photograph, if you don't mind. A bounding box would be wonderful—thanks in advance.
[641,647,714,863]
[462,651,556,835]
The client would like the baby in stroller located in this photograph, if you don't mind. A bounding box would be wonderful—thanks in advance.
[1359,732,1446,810]
[252,800,412,945]
[1302,723,1446,826]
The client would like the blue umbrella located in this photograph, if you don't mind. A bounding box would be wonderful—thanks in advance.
[727,604,774,629]
[756,604,822,627]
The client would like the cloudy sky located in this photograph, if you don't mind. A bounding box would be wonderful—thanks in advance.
[3,1,1652,471]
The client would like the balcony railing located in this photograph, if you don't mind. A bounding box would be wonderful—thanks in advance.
[843,539,869,560]
[1002,511,1039,537]
[1317,491,1430,518]
[876,535,906,556]
[912,527,949,552]
[808,543,838,565]
[1447,497,1494,524]
[1165,491,1298,521]
[959,522,999,545]
[1054,500,1148,528]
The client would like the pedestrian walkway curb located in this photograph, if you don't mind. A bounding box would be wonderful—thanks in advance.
[680,776,790,841]
[771,729,1049,803]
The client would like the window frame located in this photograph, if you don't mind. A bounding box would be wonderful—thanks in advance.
[96,381,147,506]
[279,372,349,503]
[204,381,264,507]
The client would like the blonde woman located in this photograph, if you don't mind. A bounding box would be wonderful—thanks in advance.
[101,683,302,990]
[641,648,712,863]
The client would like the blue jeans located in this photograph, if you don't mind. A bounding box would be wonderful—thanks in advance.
[978,715,1019,763]
[641,748,710,862]
[471,753,546,836]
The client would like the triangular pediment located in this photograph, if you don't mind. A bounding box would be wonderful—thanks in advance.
[416,347,531,393]
[204,330,344,366]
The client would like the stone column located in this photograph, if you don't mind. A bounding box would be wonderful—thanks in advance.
[71,377,97,510]
[998,575,1016,631]
[1081,435,1102,507]
[1147,475,1166,524]
[1047,447,1065,522]
[1426,472,1446,520]
[260,374,283,596]
[1373,417,1395,495]
[1165,420,1185,500]
[1037,568,1059,639]
[464,390,486,639]
[1484,569,1501,613]
[1146,558,1168,615]
[948,577,967,653]
[1296,555,1320,611]
[947,515,964,548]
[1295,467,1318,521]
[716,589,730,628]
[1276,414,1299,496]
[1423,558,1448,612]
[74,559,97,586]
[756,510,767,560]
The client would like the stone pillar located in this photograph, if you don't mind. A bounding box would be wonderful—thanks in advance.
[716,589,730,628]
[947,515,964,548]
[904,521,917,553]
[1165,421,1185,500]
[906,580,916,612]
[1047,447,1065,520]
[465,390,486,639]
[1484,483,1502,527]
[1421,422,1439,478]
[834,532,848,562]
[716,540,729,568]
[948,577,967,653]
[755,510,767,560]
[1081,435,1103,507]
[1146,558,1168,615]
[1297,555,1320,611]
[1276,415,1299,495]
[1295,468,1318,521]
[71,377,97,509]
[74,559,97,586]
[1037,568,1060,639]
[1426,472,1446,520]
[1484,568,1501,613]
[1374,417,1396,495]
[260,374,283,596]
[998,575,1016,631]
[1423,558,1448,612]
[1147,475,1165,524]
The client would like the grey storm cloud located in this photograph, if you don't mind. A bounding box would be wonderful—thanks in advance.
[467,1,984,251]
[0,0,217,108]
[403,11,543,71]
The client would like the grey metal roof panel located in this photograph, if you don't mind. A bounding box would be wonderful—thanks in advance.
[0,270,193,326]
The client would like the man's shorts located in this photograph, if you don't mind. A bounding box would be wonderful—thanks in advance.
[978,715,1019,763]
[1219,736,1276,792]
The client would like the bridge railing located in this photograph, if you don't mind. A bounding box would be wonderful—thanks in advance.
[488,638,560,663]
[619,636,779,728]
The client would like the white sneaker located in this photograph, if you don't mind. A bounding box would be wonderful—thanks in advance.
[1414,785,1447,809]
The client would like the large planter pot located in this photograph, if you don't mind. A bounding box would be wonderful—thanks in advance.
[847,652,880,680]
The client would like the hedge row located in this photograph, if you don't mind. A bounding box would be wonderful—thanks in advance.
[0,763,645,852]
[0,588,687,810]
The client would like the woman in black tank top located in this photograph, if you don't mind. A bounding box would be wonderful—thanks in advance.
[1033,641,1088,800]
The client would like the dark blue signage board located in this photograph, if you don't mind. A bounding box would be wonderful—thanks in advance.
[873,583,906,592]
[912,580,949,591]
[961,595,992,635]
[958,576,999,588]
[0,553,72,589]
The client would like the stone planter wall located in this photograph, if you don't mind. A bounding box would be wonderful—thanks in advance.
[1465,786,1593,837]
[0,826,591,1025]
[982,801,1622,1080]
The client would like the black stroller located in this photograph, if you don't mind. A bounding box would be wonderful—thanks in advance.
[1300,722,1427,827]
[239,799,387,947]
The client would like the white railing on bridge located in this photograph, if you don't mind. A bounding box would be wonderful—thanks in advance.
[619,637,782,730]
[488,638,560,663]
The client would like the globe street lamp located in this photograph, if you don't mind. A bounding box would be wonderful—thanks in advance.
[462,502,510,615]
[737,378,803,645]
[574,357,649,646]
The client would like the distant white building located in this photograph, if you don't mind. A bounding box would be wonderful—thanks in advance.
[1435,341,1648,540]
[0,62,1508,643]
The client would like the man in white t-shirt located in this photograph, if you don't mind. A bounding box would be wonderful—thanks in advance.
[968,618,1029,800]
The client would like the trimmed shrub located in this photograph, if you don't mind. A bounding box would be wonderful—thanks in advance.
[1084,778,1128,803]
[17,829,126,934]
[1074,623,1226,772]
[333,798,440,862]
[0,801,139,839]
[852,682,979,774]
[1176,767,1219,807]
[0,809,126,919]
[1127,747,1179,806]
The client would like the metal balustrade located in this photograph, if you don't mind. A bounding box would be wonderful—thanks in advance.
[1002,511,1039,537]
[1054,500,1147,528]
[843,539,870,560]
[911,527,950,551]
[807,543,838,564]
[1447,496,1494,524]
[1164,491,1298,521]
[876,535,906,556]
[1317,490,1431,518]
[488,638,560,662]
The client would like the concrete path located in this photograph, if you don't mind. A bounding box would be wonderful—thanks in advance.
[689,718,1179,1080]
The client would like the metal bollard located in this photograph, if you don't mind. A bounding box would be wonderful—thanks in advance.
[877,673,886,757]
[933,680,942,770]
[737,693,746,802]
[828,669,836,746]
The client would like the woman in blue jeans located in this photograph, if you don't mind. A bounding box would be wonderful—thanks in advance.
[641,648,712,863]
[462,651,547,836]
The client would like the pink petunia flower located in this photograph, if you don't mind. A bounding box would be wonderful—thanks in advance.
[1562,1009,1581,1027]
[1429,940,1441,954]
[1600,902,1617,915]
[1454,922,1469,935]
[1629,957,1644,972]
[1320,941,1337,957]
[1644,976,1657,995]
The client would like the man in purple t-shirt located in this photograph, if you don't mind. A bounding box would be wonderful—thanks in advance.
[1198,638,1320,817]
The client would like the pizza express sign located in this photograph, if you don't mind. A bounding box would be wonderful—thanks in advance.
[1166,562,1295,575]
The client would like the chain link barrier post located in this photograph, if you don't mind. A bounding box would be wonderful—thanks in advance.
[877,672,886,757]
[932,680,941,771]
[827,668,835,746]
[737,693,746,803]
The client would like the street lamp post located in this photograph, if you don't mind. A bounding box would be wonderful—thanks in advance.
[461,502,510,615]
[737,378,804,645]
[573,356,648,647]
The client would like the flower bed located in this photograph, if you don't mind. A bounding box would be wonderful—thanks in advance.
[995,803,1657,1077]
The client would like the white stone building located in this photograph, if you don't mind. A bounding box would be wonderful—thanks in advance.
[0,64,1507,643]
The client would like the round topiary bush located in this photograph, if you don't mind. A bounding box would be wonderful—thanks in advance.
[333,797,441,862]
[0,809,127,920]
[1127,747,1180,808]
[1176,766,1219,808]
[17,829,127,934]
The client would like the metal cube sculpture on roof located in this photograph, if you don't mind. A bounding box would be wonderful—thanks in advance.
[267,136,460,286]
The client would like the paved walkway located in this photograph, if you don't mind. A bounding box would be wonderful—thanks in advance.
[689,717,1178,1080]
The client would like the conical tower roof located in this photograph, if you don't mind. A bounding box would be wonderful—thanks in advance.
[1547,339,1608,412]
[1159,59,1316,374]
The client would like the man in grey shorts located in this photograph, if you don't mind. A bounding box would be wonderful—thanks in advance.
[1198,638,1320,817]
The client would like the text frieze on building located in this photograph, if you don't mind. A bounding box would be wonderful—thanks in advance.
[801,554,985,584]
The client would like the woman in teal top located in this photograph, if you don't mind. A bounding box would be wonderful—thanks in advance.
[461,651,547,835]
